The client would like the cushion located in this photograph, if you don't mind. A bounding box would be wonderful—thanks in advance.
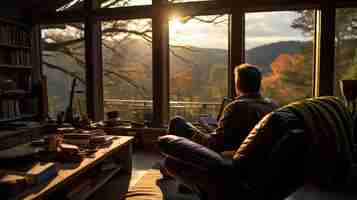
[157,135,231,171]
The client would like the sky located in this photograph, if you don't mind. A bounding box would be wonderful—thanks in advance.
[169,11,312,50]
[57,1,313,50]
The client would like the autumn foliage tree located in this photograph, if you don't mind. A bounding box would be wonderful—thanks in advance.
[262,53,312,105]
[292,9,357,96]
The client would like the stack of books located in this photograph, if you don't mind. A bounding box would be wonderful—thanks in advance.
[63,130,116,148]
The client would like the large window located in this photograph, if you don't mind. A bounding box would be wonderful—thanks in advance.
[41,24,86,119]
[102,19,153,123]
[169,14,229,121]
[42,2,326,126]
[335,8,357,98]
[245,11,315,105]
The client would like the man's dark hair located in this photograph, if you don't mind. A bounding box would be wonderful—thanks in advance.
[234,63,262,93]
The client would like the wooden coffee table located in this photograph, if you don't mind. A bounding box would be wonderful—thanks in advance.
[10,136,134,200]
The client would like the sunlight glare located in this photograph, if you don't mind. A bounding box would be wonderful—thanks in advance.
[170,16,185,36]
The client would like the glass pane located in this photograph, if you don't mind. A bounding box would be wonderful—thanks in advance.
[335,8,357,100]
[169,15,229,122]
[245,11,315,106]
[102,19,152,124]
[101,0,151,8]
[41,24,86,120]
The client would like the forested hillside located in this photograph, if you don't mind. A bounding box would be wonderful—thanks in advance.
[43,40,309,115]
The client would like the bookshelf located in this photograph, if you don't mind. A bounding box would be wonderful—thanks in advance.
[0,18,35,123]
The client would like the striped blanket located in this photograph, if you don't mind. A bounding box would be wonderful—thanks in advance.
[280,96,354,186]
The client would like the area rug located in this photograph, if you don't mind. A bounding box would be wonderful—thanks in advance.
[123,169,200,200]
[123,169,162,200]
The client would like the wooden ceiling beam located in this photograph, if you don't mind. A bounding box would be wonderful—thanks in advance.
[31,1,230,25]
[166,1,231,16]
[30,0,357,25]
[31,5,153,24]
[31,10,86,24]
[95,6,153,21]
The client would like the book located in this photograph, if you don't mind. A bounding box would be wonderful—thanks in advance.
[0,162,59,185]
[26,162,58,185]
[0,173,27,197]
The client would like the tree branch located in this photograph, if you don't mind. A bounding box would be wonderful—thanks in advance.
[43,61,86,84]
[103,69,149,97]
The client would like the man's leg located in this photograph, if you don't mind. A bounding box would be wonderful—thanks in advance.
[158,135,256,200]
[161,116,204,179]
[169,116,201,138]
[169,116,210,146]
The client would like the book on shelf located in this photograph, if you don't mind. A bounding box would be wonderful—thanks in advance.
[1,99,19,119]
[0,98,28,121]
[8,49,30,65]
[0,24,29,46]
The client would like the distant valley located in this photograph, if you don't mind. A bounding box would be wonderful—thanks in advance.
[43,39,311,115]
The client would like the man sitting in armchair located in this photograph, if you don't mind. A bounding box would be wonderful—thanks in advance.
[158,96,355,200]
[168,63,279,153]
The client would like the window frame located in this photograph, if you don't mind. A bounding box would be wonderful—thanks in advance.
[243,9,318,101]
[37,0,348,126]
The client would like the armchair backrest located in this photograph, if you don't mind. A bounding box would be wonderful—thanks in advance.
[284,96,354,186]
[232,96,354,199]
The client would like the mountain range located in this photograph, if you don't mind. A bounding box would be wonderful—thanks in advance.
[43,39,310,115]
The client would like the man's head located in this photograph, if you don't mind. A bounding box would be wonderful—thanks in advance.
[234,63,262,96]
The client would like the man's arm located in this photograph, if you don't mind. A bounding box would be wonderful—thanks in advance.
[208,102,247,152]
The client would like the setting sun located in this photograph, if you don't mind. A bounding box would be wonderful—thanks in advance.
[169,16,185,35]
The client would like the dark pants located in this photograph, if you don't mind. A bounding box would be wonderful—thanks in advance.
[158,128,308,200]
[168,116,210,146]
[162,150,256,200]
[169,116,201,138]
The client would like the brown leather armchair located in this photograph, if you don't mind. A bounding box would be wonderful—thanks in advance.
[158,96,357,200]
